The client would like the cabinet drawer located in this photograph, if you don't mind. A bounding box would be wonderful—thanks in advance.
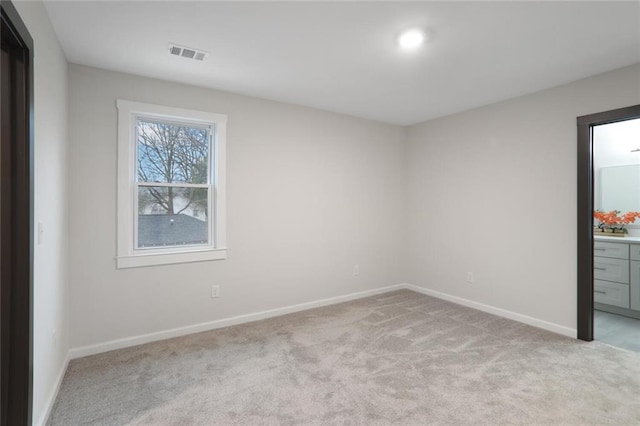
[594,257,629,283]
[629,245,640,261]
[594,241,629,259]
[595,280,630,308]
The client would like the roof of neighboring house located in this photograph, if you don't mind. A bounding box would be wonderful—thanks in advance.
[138,214,207,248]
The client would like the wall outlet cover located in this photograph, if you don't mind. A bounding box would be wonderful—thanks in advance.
[211,285,220,298]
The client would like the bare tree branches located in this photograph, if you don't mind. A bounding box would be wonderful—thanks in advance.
[137,120,209,217]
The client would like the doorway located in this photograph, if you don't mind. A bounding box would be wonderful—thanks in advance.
[592,118,640,351]
[1,1,34,424]
[577,104,640,343]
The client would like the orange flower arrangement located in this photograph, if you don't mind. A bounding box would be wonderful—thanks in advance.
[593,210,640,233]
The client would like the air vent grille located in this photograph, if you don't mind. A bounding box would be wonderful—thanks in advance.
[168,44,208,61]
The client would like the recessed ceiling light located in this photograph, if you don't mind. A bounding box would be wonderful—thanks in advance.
[398,29,426,50]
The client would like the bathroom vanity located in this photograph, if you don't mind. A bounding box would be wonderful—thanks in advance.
[594,236,640,319]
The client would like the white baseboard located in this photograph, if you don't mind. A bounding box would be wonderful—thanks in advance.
[69,282,577,360]
[404,283,577,338]
[38,283,577,422]
[35,352,70,426]
[69,284,405,359]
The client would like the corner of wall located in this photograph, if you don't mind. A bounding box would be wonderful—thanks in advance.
[12,1,72,424]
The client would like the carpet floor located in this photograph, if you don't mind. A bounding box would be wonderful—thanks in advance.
[49,290,640,425]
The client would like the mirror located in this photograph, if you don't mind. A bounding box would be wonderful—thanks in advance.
[598,165,640,212]
[594,118,640,215]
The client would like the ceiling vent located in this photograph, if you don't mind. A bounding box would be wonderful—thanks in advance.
[168,44,208,61]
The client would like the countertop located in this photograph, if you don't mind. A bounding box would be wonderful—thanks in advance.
[594,235,640,244]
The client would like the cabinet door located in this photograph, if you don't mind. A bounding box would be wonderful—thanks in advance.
[630,244,640,261]
[630,260,640,311]
[594,257,629,284]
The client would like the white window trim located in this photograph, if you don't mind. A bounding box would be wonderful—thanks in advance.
[116,100,227,268]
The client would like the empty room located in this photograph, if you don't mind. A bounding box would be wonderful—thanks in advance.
[1,0,640,425]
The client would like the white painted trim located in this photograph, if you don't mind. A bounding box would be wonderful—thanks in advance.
[69,284,405,359]
[116,99,228,125]
[117,247,227,269]
[403,283,577,338]
[30,284,577,423]
[116,99,227,269]
[69,282,577,360]
[35,351,70,426]
[35,283,578,422]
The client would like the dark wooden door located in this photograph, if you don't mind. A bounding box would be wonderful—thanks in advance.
[0,1,33,424]
[0,42,9,426]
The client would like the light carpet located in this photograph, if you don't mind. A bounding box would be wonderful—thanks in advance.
[49,290,640,425]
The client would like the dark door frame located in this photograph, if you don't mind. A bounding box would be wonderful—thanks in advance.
[577,104,640,341]
[0,1,34,424]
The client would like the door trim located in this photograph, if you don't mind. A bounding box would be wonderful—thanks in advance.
[0,1,34,424]
[576,104,640,341]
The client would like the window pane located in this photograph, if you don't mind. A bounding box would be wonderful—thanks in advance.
[137,118,210,184]
[137,186,209,248]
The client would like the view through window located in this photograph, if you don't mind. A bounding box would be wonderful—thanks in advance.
[135,118,213,249]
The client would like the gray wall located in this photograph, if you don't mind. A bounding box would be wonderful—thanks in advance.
[13,2,70,425]
[68,62,640,350]
[406,63,640,333]
[67,64,407,350]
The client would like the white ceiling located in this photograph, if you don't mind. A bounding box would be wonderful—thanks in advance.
[43,1,640,125]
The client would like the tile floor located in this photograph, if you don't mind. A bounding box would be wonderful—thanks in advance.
[595,309,640,352]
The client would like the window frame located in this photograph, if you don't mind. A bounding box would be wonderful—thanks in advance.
[116,100,227,268]
[133,117,213,252]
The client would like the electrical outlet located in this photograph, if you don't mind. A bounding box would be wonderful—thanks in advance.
[353,265,360,276]
[211,285,220,298]
[466,272,474,284]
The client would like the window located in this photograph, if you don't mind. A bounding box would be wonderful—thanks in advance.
[117,100,227,268]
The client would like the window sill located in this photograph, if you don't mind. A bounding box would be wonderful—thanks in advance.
[116,248,227,269]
